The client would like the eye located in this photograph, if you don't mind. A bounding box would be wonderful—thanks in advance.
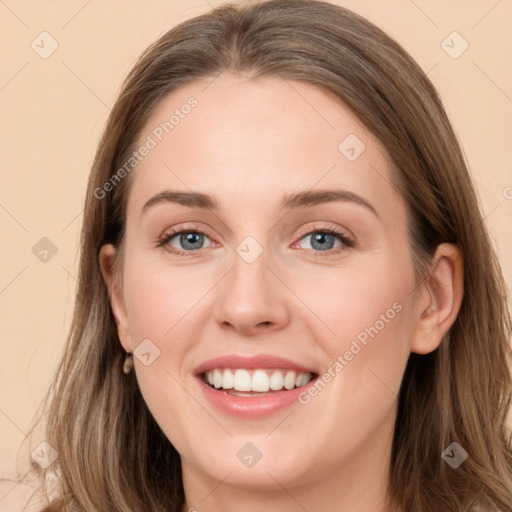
[155,225,354,257]
[294,227,354,253]
[156,228,214,256]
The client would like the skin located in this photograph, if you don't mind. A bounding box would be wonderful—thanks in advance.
[100,73,463,512]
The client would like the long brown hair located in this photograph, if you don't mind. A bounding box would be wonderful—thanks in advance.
[17,0,512,510]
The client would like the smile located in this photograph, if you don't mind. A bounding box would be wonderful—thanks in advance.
[203,368,315,394]
[194,354,320,417]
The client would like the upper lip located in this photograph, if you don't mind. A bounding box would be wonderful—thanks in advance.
[194,354,318,375]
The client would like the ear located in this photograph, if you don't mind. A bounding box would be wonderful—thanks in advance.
[99,243,133,353]
[410,243,464,355]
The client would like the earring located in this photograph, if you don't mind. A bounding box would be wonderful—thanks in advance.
[123,353,134,374]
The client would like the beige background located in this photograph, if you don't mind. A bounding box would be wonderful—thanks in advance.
[0,0,511,485]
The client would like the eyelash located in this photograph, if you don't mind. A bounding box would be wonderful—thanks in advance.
[155,226,355,258]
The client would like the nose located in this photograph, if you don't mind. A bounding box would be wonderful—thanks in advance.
[214,250,290,337]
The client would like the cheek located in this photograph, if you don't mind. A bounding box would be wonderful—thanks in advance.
[261,266,415,480]
[120,254,220,448]
[290,253,416,412]
[291,252,415,354]
[122,254,211,342]
[277,269,415,462]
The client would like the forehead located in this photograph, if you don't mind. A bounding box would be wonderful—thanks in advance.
[127,73,401,219]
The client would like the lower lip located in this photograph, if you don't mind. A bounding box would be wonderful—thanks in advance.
[196,376,316,418]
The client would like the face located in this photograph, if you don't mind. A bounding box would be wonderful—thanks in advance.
[102,73,430,498]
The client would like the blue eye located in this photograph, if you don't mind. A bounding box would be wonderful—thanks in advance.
[174,232,205,251]
[157,229,213,256]
[296,228,354,253]
[156,226,354,257]
[303,232,337,251]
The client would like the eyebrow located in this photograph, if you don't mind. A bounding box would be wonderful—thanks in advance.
[140,188,379,217]
[281,189,379,217]
[141,190,219,214]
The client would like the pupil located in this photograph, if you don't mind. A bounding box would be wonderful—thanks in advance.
[181,232,203,250]
[312,232,334,251]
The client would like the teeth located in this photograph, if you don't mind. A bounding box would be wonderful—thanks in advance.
[233,369,252,391]
[284,371,296,390]
[204,368,313,392]
[252,370,270,392]
[213,369,222,389]
[222,369,234,389]
[296,372,309,387]
[269,370,284,390]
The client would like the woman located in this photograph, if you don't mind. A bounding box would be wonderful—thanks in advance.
[8,0,512,510]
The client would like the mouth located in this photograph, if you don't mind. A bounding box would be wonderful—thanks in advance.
[202,368,316,396]
[194,354,319,417]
